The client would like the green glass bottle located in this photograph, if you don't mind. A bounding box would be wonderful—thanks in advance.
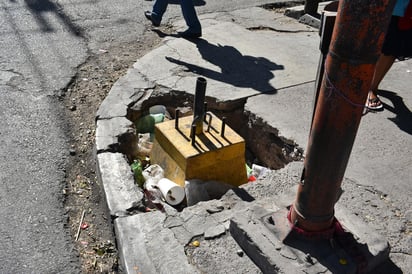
[131,160,145,188]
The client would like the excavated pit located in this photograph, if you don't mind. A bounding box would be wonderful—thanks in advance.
[97,86,306,211]
[123,87,303,173]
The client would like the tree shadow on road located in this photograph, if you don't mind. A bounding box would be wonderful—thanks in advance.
[378,89,412,135]
[165,38,284,94]
[24,0,83,37]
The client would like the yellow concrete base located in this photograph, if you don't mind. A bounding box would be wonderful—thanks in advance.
[150,113,247,187]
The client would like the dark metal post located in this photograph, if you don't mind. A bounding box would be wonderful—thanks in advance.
[192,77,207,136]
[291,0,395,231]
[310,1,338,132]
[304,0,320,17]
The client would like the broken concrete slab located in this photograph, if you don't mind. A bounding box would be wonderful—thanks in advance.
[114,212,200,274]
[204,223,226,240]
[229,196,390,273]
[96,69,154,119]
[95,117,137,158]
[334,207,391,272]
[96,152,143,217]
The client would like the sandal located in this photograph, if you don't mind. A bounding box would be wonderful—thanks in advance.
[366,91,383,110]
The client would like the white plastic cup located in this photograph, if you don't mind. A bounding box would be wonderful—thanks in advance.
[252,164,270,178]
[157,178,185,205]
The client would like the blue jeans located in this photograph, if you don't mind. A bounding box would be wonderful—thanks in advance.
[152,0,201,32]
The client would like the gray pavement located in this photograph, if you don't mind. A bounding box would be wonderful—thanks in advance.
[95,5,411,274]
[1,0,86,271]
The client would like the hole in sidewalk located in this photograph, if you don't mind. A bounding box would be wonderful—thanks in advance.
[118,87,303,210]
[261,1,305,13]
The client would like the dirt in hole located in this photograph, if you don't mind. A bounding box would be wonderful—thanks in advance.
[261,1,305,13]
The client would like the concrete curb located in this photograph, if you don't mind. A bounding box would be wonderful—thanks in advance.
[96,152,143,217]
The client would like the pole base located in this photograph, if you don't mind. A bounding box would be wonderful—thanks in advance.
[230,202,390,273]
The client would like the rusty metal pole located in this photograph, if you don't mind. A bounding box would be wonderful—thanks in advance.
[290,0,395,232]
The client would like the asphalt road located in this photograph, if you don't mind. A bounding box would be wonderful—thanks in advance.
[0,0,87,271]
[0,0,277,271]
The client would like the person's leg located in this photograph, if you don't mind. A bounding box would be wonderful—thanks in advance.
[370,54,396,91]
[152,0,168,20]
[367,54,396,109]
[145,0,168,26]
[180,0,201,33]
